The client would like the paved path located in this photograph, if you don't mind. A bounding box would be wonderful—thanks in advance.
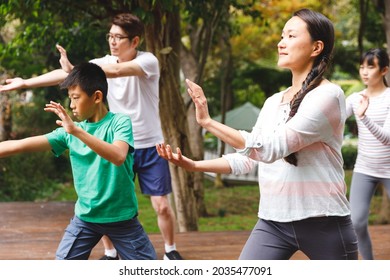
[1,202,389,260]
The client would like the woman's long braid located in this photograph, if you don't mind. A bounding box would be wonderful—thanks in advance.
[283,56,329,166]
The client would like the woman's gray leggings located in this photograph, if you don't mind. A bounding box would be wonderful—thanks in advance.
[349,172,390,260]
[239,216,358,260]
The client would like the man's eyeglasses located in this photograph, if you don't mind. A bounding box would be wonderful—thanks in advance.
[106,33,129,43]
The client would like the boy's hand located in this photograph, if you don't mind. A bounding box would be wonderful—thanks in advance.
[44,101,78,134]
[0,77,26,92]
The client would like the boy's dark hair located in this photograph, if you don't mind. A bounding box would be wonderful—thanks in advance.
[111,13,144,40]
[60,62,108,103]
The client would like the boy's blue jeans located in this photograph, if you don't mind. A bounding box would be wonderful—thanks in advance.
[56,215,157,260]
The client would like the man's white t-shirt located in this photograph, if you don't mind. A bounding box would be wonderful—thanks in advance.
[90,51,163,149]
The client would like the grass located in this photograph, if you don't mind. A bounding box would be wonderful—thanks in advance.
[56,180,259,233]
[54,170,385,233]
[198,183,259,232]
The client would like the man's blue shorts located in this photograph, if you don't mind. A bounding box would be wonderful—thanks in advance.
[133,146,172,196]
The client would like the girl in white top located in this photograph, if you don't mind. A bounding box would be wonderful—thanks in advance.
[157,9,358,260]
[346,48,390,259]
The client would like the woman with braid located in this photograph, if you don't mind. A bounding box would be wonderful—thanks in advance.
[156,8,358,260]
[346,48,390,260]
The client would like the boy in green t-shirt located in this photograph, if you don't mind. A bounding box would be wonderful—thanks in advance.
[0,62,156,260]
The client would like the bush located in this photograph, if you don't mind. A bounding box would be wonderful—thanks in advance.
[0,152,72,201]
[336,79,364,97]
[342,144,357,170]
[0,92,72,201]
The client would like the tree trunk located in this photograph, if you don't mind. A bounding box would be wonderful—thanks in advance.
[179,1,232,208]
[180,34,209,217]
[358,0,369,55]
[141,2,198,231]
[186,105,208,216]
[0,73,12,142]
[215,20,234,188]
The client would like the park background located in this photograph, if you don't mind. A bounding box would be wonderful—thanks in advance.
[0,0,390,233]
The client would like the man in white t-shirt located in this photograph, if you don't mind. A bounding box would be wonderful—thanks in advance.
[0,13,183,261]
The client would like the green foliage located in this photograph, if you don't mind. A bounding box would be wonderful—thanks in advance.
[331,46,361,80]
[236,83,266,106]
[203,132,218,150]
[0,0,110,76]
[345,82,365,96]
[11,92,59,135]
[203,62,290,117]
[0,91,72,201]
[234,62,291,99]
[364,0,386,46]
[344,116,358,138]
[0,152,71,201]
[342,143,357,170]
[336,79,364,96]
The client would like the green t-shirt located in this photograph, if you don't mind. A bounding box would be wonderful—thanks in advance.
[45,112,138,223]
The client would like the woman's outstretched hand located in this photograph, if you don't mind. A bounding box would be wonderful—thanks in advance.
[185,79,245,150]
[156,143,196,171]
[185,79,212,128]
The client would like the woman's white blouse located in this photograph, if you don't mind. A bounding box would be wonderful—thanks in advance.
[223,83,350,222]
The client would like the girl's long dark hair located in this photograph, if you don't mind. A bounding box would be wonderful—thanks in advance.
[360,48,389,87]
[284,9,335,166]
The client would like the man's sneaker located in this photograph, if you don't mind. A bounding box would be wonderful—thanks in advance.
[99,255,119,260]
[164,250,184,260]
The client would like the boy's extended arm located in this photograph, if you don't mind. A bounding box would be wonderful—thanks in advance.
[0,136,52,158]
[0,69,68,92]
[74,132,129,166]
[45,101,129,166]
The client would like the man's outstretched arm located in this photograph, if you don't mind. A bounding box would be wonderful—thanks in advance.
[0,69,68,92]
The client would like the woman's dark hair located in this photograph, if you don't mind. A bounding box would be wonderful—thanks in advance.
[111,13,144,40]
[360,48,389,87]
[284,9,334,166]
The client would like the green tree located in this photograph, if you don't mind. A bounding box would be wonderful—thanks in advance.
[3,0,386,228]
[0,0,201,230]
